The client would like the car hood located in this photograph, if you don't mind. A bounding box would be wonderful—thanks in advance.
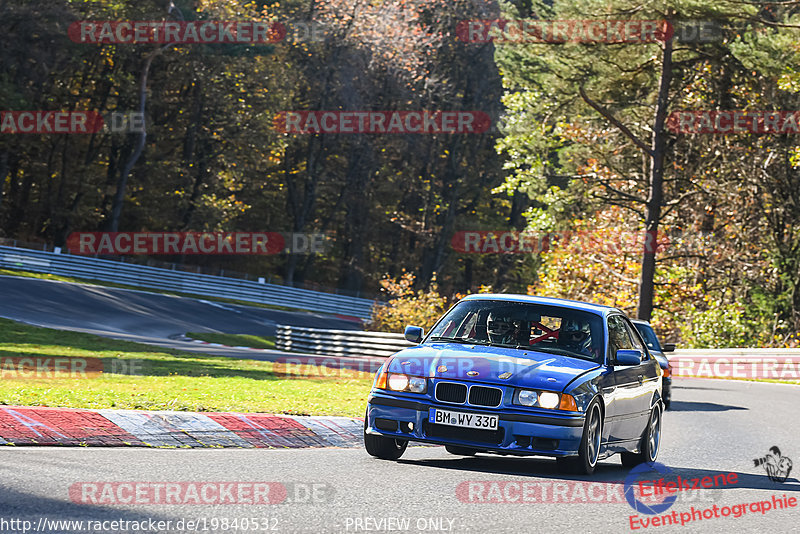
[385,343,600,390]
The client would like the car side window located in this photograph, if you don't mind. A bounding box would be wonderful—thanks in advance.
[607,315,634,361]
[624,319,649,360]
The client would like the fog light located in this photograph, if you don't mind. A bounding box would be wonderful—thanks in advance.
[408,422,414,431]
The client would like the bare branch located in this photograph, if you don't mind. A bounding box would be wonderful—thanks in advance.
[578,85,654,156]
[594,179,647,204]
[660,189,702,219]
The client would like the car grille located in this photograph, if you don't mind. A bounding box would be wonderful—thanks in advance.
[468,386,502,407]
[435,382,467,404]
[424,421,505,445]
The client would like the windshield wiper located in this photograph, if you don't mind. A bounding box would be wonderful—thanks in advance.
[525,346,599,362]
[429,336,490,345]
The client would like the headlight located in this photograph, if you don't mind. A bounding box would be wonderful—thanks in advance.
[384,374,427,394]
[388,374,409,391]
[518,389,538,407]
[514,389,577,411]
[539,391,560,409]
[408,377,426,393]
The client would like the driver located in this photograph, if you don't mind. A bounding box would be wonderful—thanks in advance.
[559,319,594,357]
[487,313,524,345]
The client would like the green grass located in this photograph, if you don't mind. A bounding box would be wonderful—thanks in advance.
[0,268,310,313]
[187,332,276,350]
[0,318,371,417]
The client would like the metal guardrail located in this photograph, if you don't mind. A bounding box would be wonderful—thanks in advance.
[0,245,377,319]
[276,325,414,358]
[272,331,800,380]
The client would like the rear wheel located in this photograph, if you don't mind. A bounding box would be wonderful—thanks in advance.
[621,403,662,467]
[445,445,477,456]
[557,398,602,475]
[363,411,407,460]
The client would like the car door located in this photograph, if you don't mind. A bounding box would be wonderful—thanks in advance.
[607,315,652,443]
[625,317,661,420]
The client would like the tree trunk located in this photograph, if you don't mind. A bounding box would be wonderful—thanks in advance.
[637,33,673,321]
[106,52,156,232]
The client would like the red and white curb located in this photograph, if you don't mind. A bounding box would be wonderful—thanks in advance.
[0,406,363,448]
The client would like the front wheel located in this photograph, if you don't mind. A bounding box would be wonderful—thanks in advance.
[364,411,407,460]
[557,398,603,475]
[621,403,662,467]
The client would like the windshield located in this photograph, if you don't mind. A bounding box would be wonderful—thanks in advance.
[634,323,662,352]
[427,299,604,363]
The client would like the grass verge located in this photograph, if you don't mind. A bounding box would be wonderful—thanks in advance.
[186,332,276,350]
[0,318,370,418]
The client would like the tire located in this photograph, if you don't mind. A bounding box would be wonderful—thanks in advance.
[363,411,407,460]
[621,403,662,468]
[445,445,477,456]
[557,398,603,475]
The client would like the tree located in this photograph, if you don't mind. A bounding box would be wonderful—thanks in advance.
[493,0,795,322]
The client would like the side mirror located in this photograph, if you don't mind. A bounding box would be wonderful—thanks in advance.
[615,349,643,366]
[662,343,676,353]
[404,325,424,344]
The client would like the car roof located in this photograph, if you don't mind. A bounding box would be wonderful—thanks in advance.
[460,294,621,317]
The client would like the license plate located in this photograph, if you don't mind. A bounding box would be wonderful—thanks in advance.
[428,408,499,430]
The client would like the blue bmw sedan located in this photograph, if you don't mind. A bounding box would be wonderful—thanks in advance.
[364,295,664,475]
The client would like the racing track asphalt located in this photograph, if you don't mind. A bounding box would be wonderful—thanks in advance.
[1,274,799,532]
[0,274,369,363]
[0,379,798,533]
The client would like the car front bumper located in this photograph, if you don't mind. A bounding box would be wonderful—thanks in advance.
[366,393,587,457]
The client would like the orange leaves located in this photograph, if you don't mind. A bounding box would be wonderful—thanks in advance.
[368,272,457,333]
